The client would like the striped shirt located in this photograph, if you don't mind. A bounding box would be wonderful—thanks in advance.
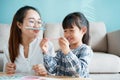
[44,44,93,78]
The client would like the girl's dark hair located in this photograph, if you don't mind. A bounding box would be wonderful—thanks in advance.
[62,12,89,45]
[9,6,40,63]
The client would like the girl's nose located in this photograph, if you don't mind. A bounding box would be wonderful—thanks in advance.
[65,32,72,38]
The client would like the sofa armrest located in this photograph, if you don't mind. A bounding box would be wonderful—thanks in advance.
[0,52,3,72]
[107,30,120,56]
[0,50,3,53]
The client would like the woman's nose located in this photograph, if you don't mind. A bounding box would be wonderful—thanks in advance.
[34,22,41,28]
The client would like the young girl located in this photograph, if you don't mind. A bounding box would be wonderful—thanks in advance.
[40,12,93,78]
[3,6,54,75]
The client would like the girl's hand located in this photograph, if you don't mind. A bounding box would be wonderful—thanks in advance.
[40,38,49,54]
[5,62,16,74]
[32,64,47,76]
[59,37,70,55]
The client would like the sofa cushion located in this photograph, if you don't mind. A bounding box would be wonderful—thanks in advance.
[89,52,120,73]
[89,22,107,52]
[0,24,10,52]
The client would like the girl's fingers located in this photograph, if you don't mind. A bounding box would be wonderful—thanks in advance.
[59,37,66,44]
[40,39,49,52]
[40,38,48,45]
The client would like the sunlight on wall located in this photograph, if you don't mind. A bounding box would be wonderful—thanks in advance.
[80,0,96,21]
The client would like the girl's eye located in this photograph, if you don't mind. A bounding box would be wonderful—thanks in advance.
[70,29,74,32]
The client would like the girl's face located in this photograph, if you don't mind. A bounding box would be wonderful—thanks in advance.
[64,25,85,45]
[18,9,42,39]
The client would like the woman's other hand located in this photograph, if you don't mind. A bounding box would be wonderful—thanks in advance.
[5,62,16,74]
[32,64,47,76]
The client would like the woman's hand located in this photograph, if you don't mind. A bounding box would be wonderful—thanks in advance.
[5,62,16,74]
[59,37,70,55]
[32,64,47,76]
[40,38,49,54]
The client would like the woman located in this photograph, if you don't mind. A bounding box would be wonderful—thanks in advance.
[3,6,54,76]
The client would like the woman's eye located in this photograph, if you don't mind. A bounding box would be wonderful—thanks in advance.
[29,20,34,23]
[38,21,41,24]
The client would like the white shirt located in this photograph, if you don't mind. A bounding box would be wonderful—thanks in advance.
[3,36,54,75]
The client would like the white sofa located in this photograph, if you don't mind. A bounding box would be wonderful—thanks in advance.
[0,22,120,80]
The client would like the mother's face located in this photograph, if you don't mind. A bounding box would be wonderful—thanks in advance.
[18,9,42,39]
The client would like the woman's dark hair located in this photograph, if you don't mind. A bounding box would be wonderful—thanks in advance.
[9,6,40,63]
[62,12,89,45]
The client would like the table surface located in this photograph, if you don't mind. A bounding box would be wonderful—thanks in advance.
[0,72,92,80]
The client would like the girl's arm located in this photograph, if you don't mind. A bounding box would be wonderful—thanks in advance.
[64,47,93,77]
[43,50,61,74]
[40,38,60,74]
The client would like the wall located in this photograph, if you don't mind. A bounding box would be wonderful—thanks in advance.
[0,0,120,32]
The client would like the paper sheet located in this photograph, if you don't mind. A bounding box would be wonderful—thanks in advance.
[0,73,61,80]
